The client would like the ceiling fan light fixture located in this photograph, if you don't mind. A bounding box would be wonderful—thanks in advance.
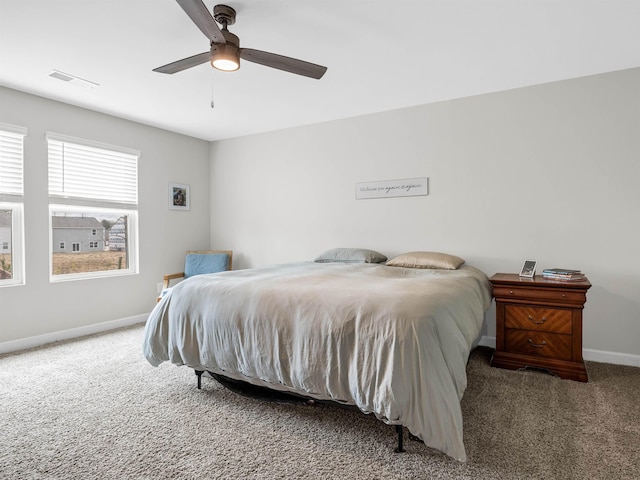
[211,50,239,71]
[211,29,240,72]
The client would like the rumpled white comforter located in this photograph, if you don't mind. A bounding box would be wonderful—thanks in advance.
[143,262,492,461]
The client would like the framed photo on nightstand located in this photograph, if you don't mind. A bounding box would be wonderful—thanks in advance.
[519,260,537,277]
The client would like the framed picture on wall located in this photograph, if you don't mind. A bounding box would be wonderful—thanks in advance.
[519,260,537,278]
[169,183,190,211]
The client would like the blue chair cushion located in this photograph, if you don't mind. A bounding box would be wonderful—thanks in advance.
[184,253,230,278]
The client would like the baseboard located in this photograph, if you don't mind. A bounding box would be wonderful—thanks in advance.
[582,348,640,368]
[0,313,149,355]
[477,335,640,368]
[477,335,496,349]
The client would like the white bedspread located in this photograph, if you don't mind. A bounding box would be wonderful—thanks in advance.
[143,262,492,461]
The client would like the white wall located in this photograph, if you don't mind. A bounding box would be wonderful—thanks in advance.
[0,87,210,345]
[210,67,640,363]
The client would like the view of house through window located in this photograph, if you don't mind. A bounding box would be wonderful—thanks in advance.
[0,209,13,280]
[50,208,133,276]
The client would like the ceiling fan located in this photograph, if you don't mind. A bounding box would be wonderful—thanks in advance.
[153,0,327,79]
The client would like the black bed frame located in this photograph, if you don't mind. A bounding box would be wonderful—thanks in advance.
[194,369,417,453]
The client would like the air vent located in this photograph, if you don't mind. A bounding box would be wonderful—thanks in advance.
[48,70,99,90]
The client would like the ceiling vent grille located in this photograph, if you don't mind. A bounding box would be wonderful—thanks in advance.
[48,70,99,89]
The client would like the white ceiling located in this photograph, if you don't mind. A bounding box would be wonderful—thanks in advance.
[1,1,639,142]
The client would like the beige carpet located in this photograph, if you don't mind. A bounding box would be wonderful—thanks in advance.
[0,324,638,479]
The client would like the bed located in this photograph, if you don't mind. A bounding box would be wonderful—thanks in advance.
[143,250,492,461]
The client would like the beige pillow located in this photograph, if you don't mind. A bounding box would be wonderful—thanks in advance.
[386,251,465,270]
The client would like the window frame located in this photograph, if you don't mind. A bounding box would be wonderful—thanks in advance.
[0,202,25,287]
[47,133,140,282]
[0,124,27,288]
[49,204,139,281]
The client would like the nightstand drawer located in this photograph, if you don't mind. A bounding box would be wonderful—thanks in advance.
[505,305,571,334]
[505,329,572,360]
[493,286,585,305]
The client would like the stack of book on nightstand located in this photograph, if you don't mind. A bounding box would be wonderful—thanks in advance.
[542,268,586,281]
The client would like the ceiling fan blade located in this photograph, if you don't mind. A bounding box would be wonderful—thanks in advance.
[176,0,226,44]
[240,49,327,79]
[153,51,211,74]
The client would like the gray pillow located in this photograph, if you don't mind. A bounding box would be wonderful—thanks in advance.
[314,248,387,264]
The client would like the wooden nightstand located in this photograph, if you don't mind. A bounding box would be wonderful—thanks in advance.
[490,273,591,382]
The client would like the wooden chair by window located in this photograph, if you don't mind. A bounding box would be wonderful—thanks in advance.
[157,250,233,302]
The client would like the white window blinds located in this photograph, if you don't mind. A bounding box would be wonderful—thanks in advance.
[47,133,139,206]
[0,125,27,197]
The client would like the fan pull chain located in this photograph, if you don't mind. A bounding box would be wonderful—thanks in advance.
[210,71,215,109]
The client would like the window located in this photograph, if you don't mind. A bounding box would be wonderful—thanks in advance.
[47,133,139,281]
[0,124,26,287]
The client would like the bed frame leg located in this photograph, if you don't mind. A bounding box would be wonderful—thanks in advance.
[394,425,405,453]
[195,370,203,389]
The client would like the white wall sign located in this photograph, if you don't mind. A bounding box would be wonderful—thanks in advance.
[355,177,428,199]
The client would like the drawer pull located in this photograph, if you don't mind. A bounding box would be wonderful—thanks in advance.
[509,290,514,294]
[527,314,547,325]
[528,339,547,348]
